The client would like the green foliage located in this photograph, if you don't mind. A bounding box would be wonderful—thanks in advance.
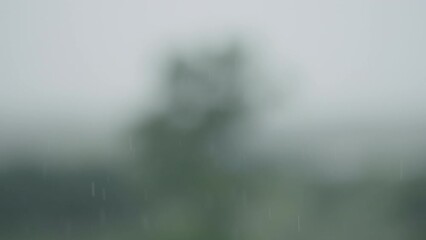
[134,43,251,240]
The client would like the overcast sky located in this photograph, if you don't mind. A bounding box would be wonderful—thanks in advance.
[1,0,426,142]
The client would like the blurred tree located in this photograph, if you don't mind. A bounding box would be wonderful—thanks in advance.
[133,42,253,240]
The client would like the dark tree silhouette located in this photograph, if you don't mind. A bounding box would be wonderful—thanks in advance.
[133,43,254,240]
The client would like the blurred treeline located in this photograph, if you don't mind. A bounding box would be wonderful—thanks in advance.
[1,42,426,240]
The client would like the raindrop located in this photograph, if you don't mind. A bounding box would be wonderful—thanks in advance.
[142,216,150,229]
[102,188,106,200]
[99,208,106,224]
[42,161,48,178]
[66,223,72,236]
[143,189,147,201]
[91,182,96,197]
[298,216,301,232]
[47,141,51,153]
[129,136,133,152]
[234,227,240,239]
[242,190,247,208]
[205,191,211,208]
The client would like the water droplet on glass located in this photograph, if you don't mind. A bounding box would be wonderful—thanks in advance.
[91,182,96,197]
[102,188,106,200]
[298,216,301,232]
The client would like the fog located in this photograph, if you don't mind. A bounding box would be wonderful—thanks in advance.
[2,0,426,141]
[1,0,426,239]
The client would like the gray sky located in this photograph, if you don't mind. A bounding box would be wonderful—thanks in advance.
[1,0,426,141]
